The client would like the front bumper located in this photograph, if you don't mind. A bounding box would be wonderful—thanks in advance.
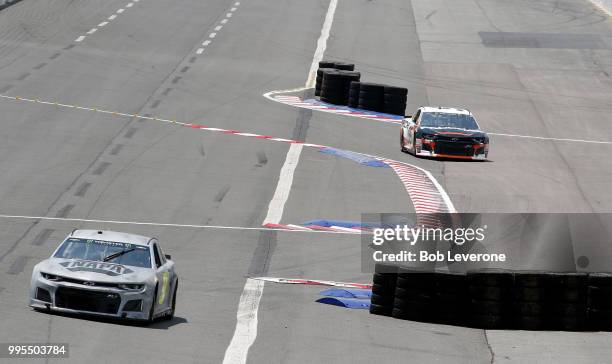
[416,139,488,160]
[30,277,152,320]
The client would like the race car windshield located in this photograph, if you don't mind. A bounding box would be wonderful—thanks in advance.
[420,112,479,130]
[53,238,151,268]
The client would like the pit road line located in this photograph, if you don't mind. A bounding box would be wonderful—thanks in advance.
[224,1,339,364]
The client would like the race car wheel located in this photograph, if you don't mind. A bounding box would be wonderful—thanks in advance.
[164,280,178,321]
[148,284,158,323]
[400,134,407,152]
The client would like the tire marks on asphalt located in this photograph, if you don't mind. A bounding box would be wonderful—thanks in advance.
[74,182,92,197]
[31,229,54,246]
[92,161,111,175]
[110,144,124,155]
[55,204,74,218]
[6,256,29,275]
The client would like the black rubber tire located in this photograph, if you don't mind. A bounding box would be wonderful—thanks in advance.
[391,307,426,321]
[369,303,392,316]
[515,287,546,302]
[372,282,394,295]
[349,81,361,89]
[553,288,586,303]
[318,61,336,68]
[550,272,588,288]
[396,271,437,288]
[516,315,546,330]
[516,301,545,316]
[163,280,178,321]
[588,273,612,287]
[371,293,393,305]
[467,269,514,287]
[551,315,587,331]
[372,272,394,285]
[515,272,548,287]
[471,314,505,329]
[550,302,586,316]
[384,94,407,103]
[148,285,158,323]
[374,263,399,274]
[400,134,407,152]
[383,106,407,116]
[359,82,386,92]
[589,286,612,307]
[436,272,468,293]
[469,285,510,301]
[393,299,432,314]
[383,101,407,109]
[394,286,432,300]
[333,62,354,71]
[471,299,509,315]
[383,85,408,96]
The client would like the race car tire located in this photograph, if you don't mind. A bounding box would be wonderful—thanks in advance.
[400,134,407,152]
[148,284,158,323]
[162,280,178,321]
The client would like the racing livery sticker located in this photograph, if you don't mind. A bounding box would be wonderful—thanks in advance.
[60,260,134,276]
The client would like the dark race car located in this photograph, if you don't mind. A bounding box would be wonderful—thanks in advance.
[400,106,489,160]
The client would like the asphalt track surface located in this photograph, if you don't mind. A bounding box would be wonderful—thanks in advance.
[0,0,611,363]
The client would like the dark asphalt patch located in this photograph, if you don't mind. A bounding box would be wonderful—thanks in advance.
[291,89,314,141]
[74,182,91,197]
[479,32,608,49]
[63,44,75,50]
[110,144,124,155]
[151,100,161,109]
[17,73,30,81]
[180,66,189,73]
[255,151,267,167]
[7,256,29,275]
[0,85,12,93]
[55,204,74,218]
[124,127,138,138]
[92,162,111,175]
[33,63,47,70]
[32,229,54,246]
[162,88,172,96]
[248,231,277,276]
[49,53,61,60]
[214,185,231,202]
[172,76,181,84]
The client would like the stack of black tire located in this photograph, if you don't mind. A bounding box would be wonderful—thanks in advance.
[588,273,612,330]
[320,70,361,106]
[315,61,408,115]
[369,265,612,331]
[468,269,514,329]
[315,61,355,97]
[383,86,408,116]
[369,263,398,317]
[392,268,468,326]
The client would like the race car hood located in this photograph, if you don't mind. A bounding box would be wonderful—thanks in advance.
[36,258,154,283]
[419,127,486,137]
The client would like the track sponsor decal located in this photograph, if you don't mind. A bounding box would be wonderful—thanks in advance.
[59,260,134,276]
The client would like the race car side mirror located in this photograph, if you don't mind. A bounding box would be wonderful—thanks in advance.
[165,254,172,260]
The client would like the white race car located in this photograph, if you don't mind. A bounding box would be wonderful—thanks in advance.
[30,230,178,323]
[401,106,489,160]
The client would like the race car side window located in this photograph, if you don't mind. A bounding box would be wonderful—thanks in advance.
[152,243,162,268]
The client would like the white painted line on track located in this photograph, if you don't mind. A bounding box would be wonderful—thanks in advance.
[196,48,204,55]
[262,144,303,226]
[108,14,117,20]
[221,18,228,24]
[209,33,217,38]
[117,8,125,13]
[227,13,233,17]
[230,7,237,11]
[223,1,339,364]
[126,2,134,7]
[222,279,264,364]
[215,25,223,31]
[203,40,212,46]
[74,36,86,42]
[0,214,359,234]
[86,28,97,35]
[98,21,109,27]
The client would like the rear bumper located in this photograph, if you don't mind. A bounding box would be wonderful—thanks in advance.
[415,149,488,160]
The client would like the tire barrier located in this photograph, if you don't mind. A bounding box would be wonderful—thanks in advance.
[320,70,361,106]
[315,61,356,96]
[369,263,398,317]
[316,61,407,115]
[370,264,612,331]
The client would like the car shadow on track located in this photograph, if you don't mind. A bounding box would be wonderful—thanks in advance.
[33,308,188,329]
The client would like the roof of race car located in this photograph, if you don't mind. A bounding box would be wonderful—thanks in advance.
[70,230,154,247]
[420,106,471,115]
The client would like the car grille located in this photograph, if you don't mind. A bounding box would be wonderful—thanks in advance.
[435,140,473,156]
[55,287,120,314]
